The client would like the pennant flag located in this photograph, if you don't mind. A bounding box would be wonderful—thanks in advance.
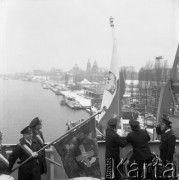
[96,19,122,130]
[53,118,101,179]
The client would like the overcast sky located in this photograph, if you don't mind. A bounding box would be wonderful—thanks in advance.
[0,0,178,74]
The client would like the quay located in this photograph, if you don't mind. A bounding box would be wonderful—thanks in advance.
[49,86,61,95]
[59,90,91,108]
[44,79,103,110]
[44,81,93,109]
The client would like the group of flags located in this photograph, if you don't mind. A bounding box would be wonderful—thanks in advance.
[52,18,124,179]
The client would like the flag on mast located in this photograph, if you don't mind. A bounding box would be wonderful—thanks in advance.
[97,17,123,130]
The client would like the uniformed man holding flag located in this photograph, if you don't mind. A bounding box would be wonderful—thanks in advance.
[8,126,41,180]
[29,117,47,175]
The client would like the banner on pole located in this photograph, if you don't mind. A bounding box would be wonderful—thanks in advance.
[53,118,101,179]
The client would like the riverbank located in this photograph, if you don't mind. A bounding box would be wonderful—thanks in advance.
[0,79,89,143]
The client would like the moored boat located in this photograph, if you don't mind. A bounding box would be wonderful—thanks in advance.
[60,98,66,105]
[42,83,49,89]
[64,96,82,109]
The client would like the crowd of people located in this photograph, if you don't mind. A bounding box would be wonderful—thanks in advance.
[0,117,47,180]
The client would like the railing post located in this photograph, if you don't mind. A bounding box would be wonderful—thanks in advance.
[49,146,55,180]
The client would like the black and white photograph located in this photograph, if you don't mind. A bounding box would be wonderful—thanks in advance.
[0,0,179,179]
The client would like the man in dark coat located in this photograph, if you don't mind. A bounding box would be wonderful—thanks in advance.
[126,120,152,178]
[29,117,47,175]
[8,126,41,180]
[0,131,9,175]
[105,118,127,180]
[156,116,176,165]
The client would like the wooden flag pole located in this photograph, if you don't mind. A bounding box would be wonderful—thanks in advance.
[45,157,62,167]
[11,108,104,173]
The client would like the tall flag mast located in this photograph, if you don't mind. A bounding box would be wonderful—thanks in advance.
[110,16,115,38]
[97,17,123,131]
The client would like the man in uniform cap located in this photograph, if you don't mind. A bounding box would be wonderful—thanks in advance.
[126,120,152,178]
[0,131,9,175]
[129,120,140,130]
[156,115,176,165]
[105,118,127,180]
[29,117,42,128]
[29,117,47,175]
[8,126,41,180]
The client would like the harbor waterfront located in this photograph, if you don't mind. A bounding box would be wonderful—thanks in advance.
[0,79,89,144]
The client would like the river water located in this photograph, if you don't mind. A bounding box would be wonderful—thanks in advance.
[0,79,89,144]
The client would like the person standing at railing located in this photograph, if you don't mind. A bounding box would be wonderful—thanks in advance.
[126,120,153,179]
[29,117,47,175]
[105,118,127,180]
[8,126,41,180]
[0,131,9,175]
[156,116,176,165]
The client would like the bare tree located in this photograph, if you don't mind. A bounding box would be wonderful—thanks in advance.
[162,59,169,82]
[138,58,170,115]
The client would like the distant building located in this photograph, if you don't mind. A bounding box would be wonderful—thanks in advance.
[91,60,98,74]
[33,69,46,76]
[72,64,85,83]
[83,83,105,99]
[86,59,91,74]
[123,80,139,105]
[73,64,80,74]
[125,80,139,97]
[85,60,106,82]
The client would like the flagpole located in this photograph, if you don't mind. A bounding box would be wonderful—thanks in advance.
[119,71,124,132]
[10,108,104,173]
[110,16,115,41]
[45,157,62,167]
[109,16,124,131]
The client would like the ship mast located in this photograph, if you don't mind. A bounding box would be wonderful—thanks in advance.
[109,16,123,131]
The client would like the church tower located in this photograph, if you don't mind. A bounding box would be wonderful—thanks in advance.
[92,60,98,74]
[86,59,91,74]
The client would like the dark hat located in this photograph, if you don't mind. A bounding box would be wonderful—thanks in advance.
[129,120,140,127]
[29,117,42,128]
[108,118,117,126]
[162,116,172,125]
[21,126,32,134]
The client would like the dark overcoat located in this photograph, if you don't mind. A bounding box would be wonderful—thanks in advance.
[126,129,152,161]
[105,128,127,180]
[158,129,176,164]
[32,131,47,174]
[156,126,176,164]
[8,138,41,180]
[0,145,9,175]
[105,128,127,158]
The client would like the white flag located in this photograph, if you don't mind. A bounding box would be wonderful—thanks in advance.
[97,33,121,129]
